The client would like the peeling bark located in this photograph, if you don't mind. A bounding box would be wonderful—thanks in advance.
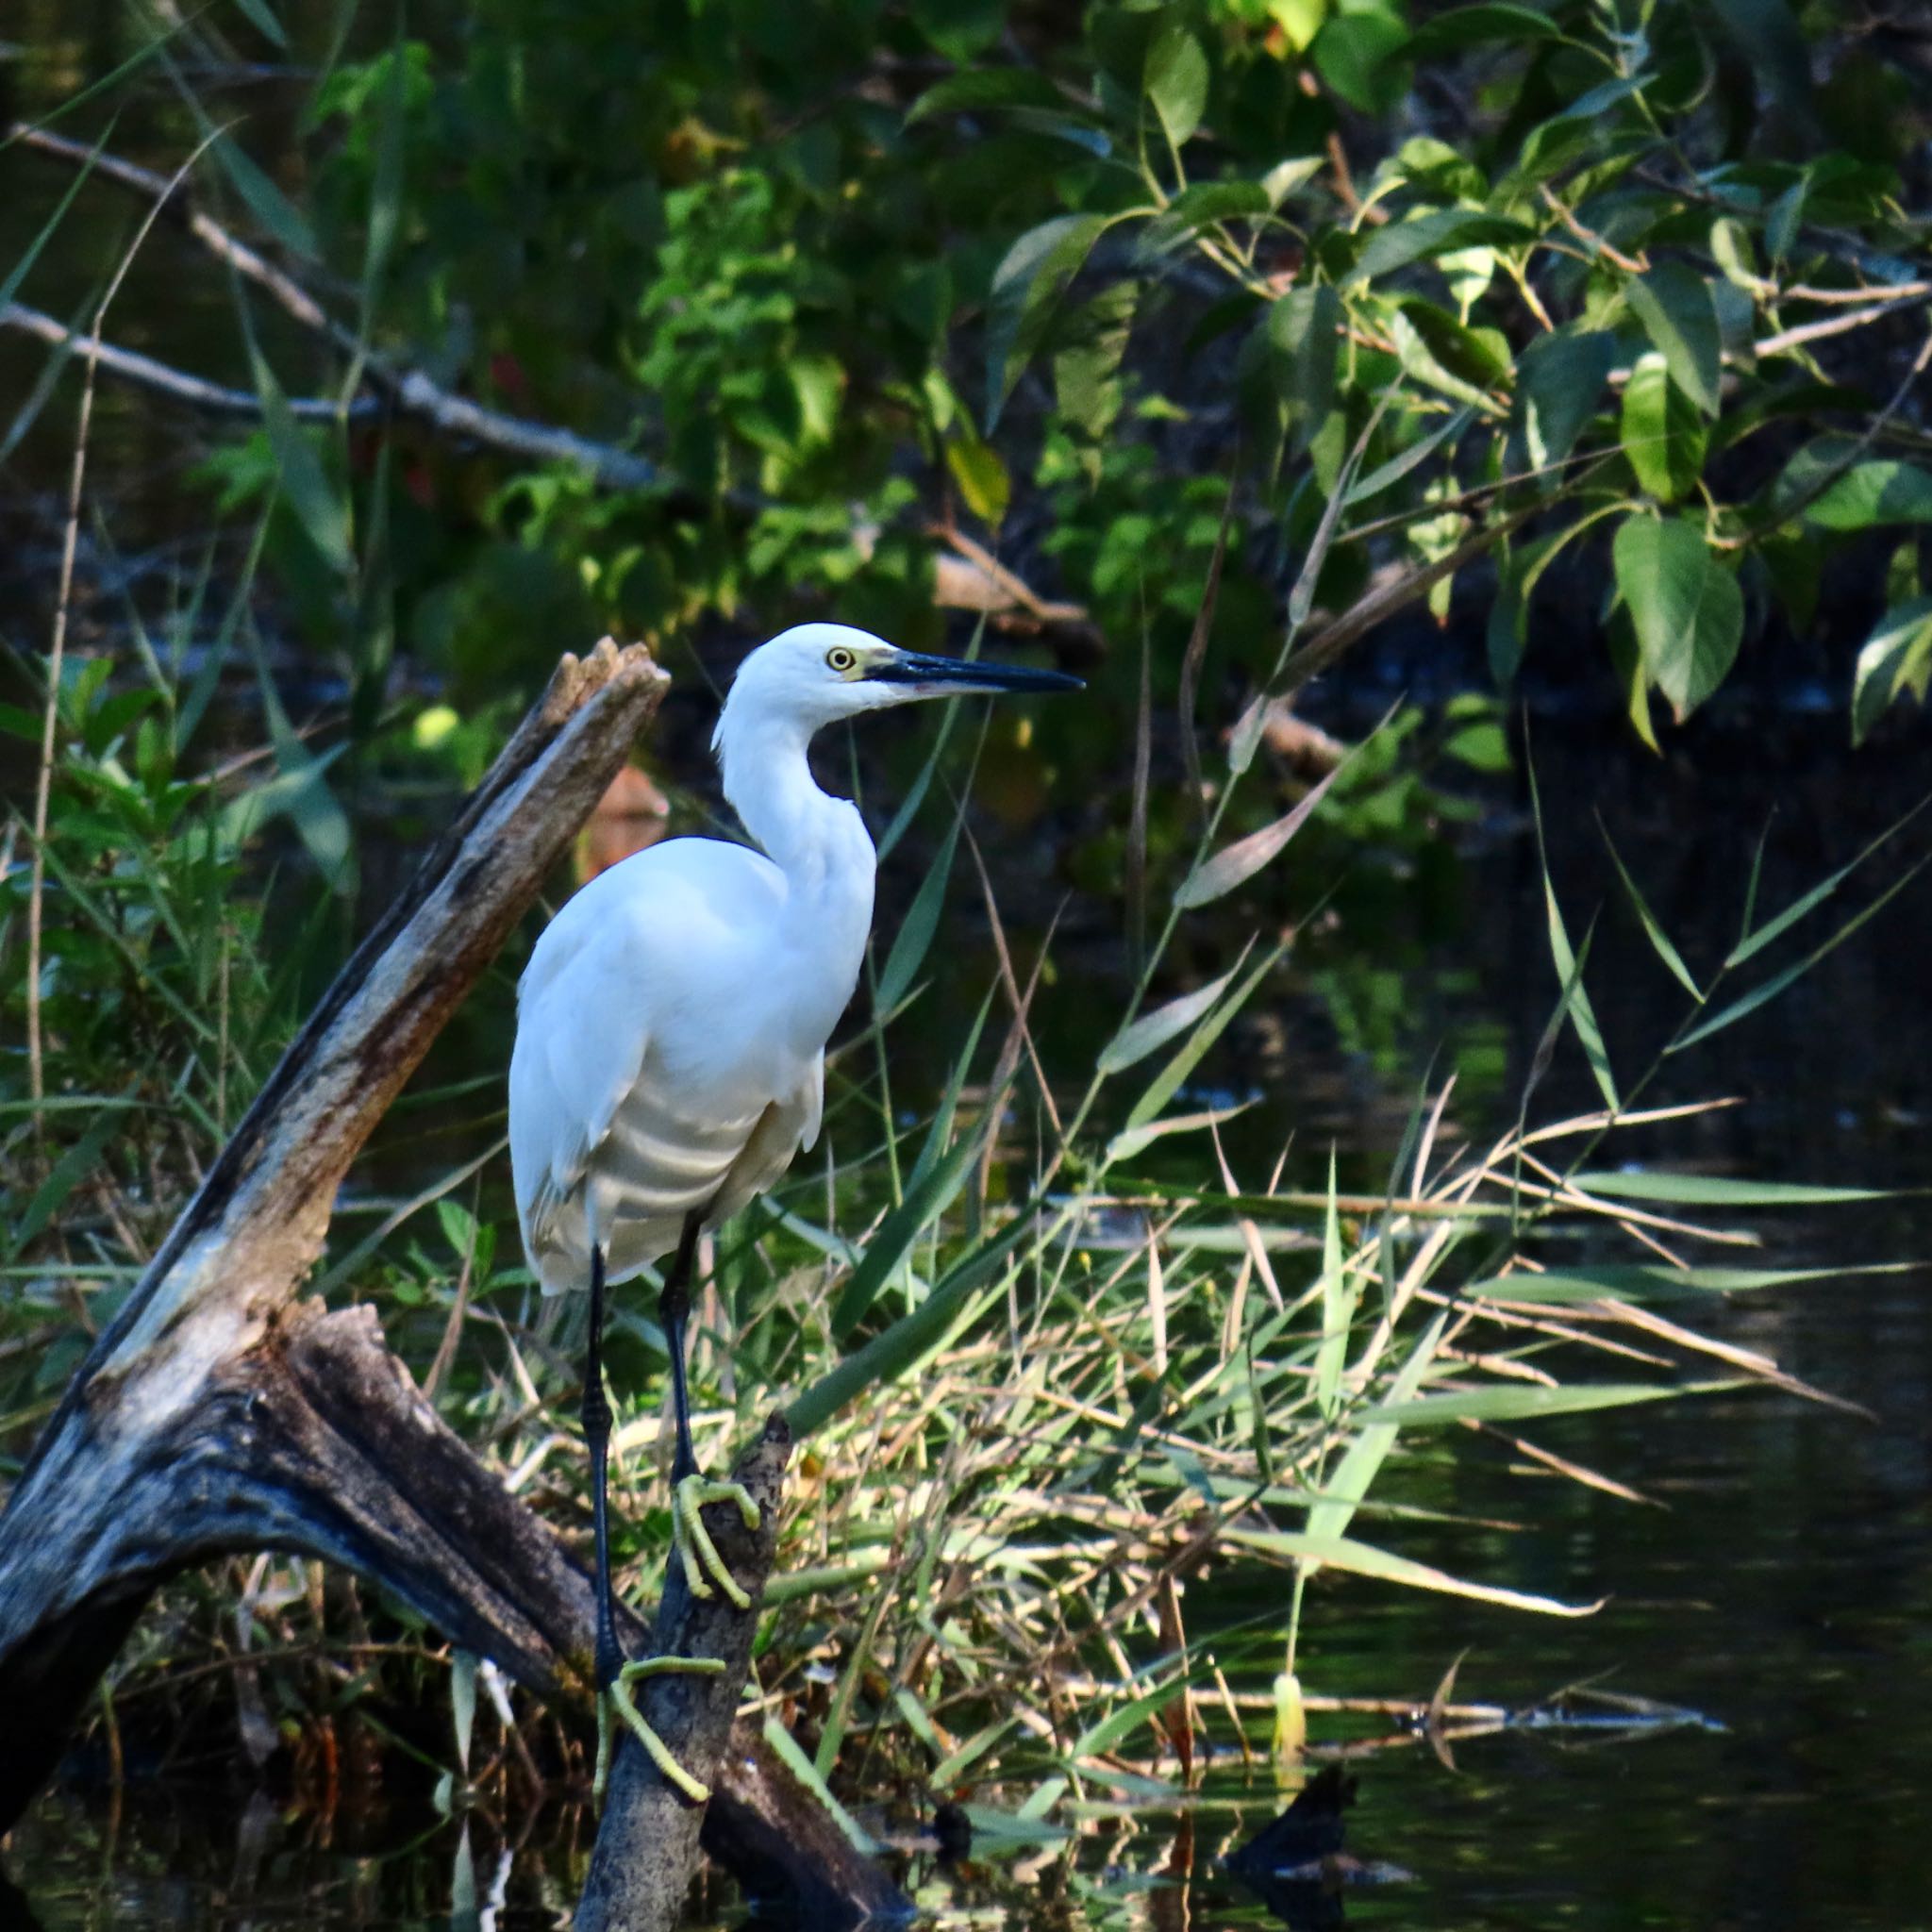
[0,639,910,1928]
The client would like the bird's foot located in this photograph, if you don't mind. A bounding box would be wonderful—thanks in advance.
[593,1655,728,1805]
[674,1473,762,1610]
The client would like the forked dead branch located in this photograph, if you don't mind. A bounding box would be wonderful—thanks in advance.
[0,641,901,1928]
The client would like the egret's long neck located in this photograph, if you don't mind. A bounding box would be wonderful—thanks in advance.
[715,703,874,906]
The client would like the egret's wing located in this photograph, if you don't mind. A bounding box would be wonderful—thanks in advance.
[798,1048,825,1152]
[509,903,651,1256]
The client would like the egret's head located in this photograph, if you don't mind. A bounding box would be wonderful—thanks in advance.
[716,623,1082,747]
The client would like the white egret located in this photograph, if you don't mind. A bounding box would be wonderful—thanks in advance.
[508,622,1081,1798]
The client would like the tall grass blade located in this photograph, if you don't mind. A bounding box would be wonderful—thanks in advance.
[1601,824,1702,1000]
[1357,1380,1739,1426]
[1306,1311,1449,1545]
[1726,798,1928,969]
[1531,763,1617,1109]
[787,1215,1032,1438]
[761,1719,878,1853]
[1098,945,1251,1074]
[1570,1173,1890,1207]
[1469,1262,1910,1303]
[1223,1525,1603,1615]
[9,1111,119,1254]
[830,1120,991,1341]
[0,123,113,314]
[1122,941,1285,1135]
[1175,761,1342,909]
[875,803,965,1016]
[1313,1150,1350,1421]
[1674,849,1932,1052]
[232,0,290,49]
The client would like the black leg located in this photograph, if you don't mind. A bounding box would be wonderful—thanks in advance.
[581,1241,622,1691]
[659,1210,705,1489]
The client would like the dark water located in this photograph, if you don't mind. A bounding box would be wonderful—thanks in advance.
[6,711,1932,1929]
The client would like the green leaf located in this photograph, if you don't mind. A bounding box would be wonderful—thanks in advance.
[985,212,1111,427]
[1176,758,1347,908]
[1099,954,1248,1075]
[1304,1312,1449,1546]
[907,70,1069,122]
[1602,828,1702,1000]
[1796,458,1932,532]
[830,1122,989,1341]
[1390,300,1510,408]
[1313,7,1411,112]
[1674,848,1932,1052]
[1263,155,1325,206]
[1625,262,1722,416]
[1612,517,1741,723]
[1468,1263,1895,1304]
[1507,75,1648,190]
[1346,209,1534,287]
[1140,180,1270,256]
[909,0,1006,61]
[1620,351,1707,503]
[1406,2,1567,57]
[249,344,353,575]
[1568,1173,1889,1207]
[1055,283,1136,439]
[1145,21,1209,147]
[787,1218,1030,1439]
[1223,1525,1601,1616]
[944,433,1010,529]
[1123,943,1286,1136]
[1515,328,1615,475]
[874,807,963,1015]
[212,130,320,261]
[231,0,290,48]
[1267,284,1341,445]
[1357,1380,1737,1426]
[1852,597,1932,744]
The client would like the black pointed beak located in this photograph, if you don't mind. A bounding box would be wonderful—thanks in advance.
[867,650,1085,695]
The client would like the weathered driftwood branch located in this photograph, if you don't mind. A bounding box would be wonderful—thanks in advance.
[0,637,914,1926]
[576,1416,789,1932]
[0,640,667,1825]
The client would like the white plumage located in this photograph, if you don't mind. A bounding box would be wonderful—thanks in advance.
[510,625,888,1292]
[504,623,1079,1800]
[510,836,839,1291]
[509,623,1079,1297]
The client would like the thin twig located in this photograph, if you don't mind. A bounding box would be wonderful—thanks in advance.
[26,140,212,1131]
[1539,185,1649,275]
[1754,291,1931,360]
[1,302,369,420]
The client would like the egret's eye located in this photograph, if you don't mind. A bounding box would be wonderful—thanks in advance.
[826,646,857,675]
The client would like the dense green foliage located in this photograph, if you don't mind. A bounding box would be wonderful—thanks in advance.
[2,0,1929,1824]
[158,0,1932,748]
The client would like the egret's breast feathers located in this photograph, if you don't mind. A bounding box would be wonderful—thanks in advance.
[508,837,841,1292]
